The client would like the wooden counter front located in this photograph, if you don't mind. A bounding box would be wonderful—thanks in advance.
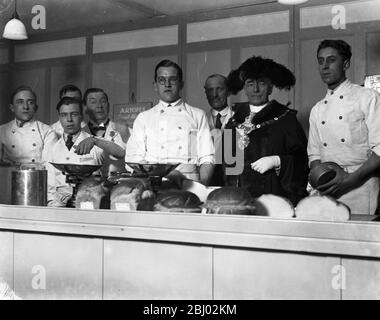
[1,205,380,299]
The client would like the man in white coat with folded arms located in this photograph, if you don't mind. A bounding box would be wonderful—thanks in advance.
[126,59,214,186]
[45,97,125,207]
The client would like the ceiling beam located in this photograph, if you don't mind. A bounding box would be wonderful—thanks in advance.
[107,0,166,18]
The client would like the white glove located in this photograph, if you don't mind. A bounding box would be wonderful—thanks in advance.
[251,156,281,174]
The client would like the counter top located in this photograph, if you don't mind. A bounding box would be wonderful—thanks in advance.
[1,204,380,258]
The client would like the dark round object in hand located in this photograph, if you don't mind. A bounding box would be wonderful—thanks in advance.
[204,186,256,215]
[309,162,342,189]
[153,190,202,213]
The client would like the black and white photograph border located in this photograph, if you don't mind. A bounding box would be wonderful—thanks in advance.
[1,0,380,303]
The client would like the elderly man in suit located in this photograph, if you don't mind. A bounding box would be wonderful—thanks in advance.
[204,74,233,186]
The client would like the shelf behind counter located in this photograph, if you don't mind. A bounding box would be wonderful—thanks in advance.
[1,204,380,299]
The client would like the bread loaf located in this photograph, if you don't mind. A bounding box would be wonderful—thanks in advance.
[253,194,295,218]
[295,195,350,221]
[110,178,155,211]
[153,190,202,213]
[204,187,256,215]
[75,176,110,209]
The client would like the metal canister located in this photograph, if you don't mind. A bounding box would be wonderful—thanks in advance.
[11,163,47,206]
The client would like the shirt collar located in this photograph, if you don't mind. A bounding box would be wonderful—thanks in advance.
[159,99,182,108]
[249,103,268,113]
[14,118,35,128]
[88,118,110,128]
[211,106,229,117]
[63,130,81,143]
[327,79,351,96]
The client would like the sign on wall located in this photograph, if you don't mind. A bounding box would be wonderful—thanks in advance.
[112,102,152,143]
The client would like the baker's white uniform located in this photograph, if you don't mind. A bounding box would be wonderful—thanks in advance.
[0,119,57,165]
[44,130,104,207]
[308,79,380,215]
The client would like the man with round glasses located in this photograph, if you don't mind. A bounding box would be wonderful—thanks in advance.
[126,59,214,186]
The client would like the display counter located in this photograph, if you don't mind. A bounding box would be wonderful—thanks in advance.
[1,204,380,299]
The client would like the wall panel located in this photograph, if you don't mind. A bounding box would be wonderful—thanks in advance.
[342,258,380,299]
[0,232,14,293]
[214,248,341,300]
[187,11,289,43]
[50,63,86,124]
[186,49,231,112]
[104,240,213,299]
[0,72,11,125]
[92,58,130,118]
[15,38,86,62]
[366,32,380,76]
[14,233,102,300]
[93,26,178,54]
[0,47,9,65]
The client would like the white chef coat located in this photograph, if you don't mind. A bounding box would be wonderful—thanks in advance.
[126,99,214,181]
[308,79,380,215]
[44,130,104,206]
[0,119,57,165]
[51,120,88,139]
[87,119,126,176]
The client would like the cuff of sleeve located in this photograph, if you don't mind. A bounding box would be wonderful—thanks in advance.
[308,155,321,167]
[199,155,215,165]
[274,156,281,176]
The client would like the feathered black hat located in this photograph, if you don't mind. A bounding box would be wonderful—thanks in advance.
[227,56,296,95]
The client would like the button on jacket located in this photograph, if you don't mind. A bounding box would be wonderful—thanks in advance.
[308,79,380,214]
[0,119,57,164]
[44,130,104,206]
[126,99,214,180]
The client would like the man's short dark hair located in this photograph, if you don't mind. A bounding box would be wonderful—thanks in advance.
[59,85,82,99]
[10,86,37,105]
[83,88,109,105]
[154,59,183,82]
[56,97,83,114]
[317,39,352,61]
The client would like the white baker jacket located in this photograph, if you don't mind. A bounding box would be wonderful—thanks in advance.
[44,130,104,206]
[126,99,214,181]
[0,119,57,165]
[308,79,380,215]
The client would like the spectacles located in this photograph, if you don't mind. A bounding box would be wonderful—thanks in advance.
[59,112,81,118]
[156,76,179,85]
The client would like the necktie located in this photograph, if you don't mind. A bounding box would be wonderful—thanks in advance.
[65,135,74,151]
[215,113,222,129]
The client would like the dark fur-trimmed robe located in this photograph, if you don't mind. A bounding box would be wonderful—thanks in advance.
[224,100,309,205]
